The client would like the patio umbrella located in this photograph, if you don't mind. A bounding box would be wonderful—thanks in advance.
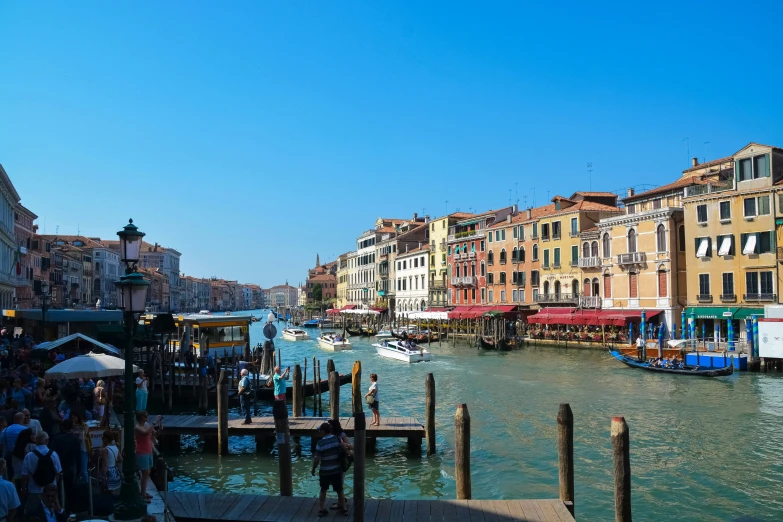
[689,309,696,341]
[714,321,720,345]
[727,318,734,351]
[640,310,646,341]
[752,315,760,359]
[45,353,139,380]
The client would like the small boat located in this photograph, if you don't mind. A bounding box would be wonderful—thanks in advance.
[302,318,322,328]
[373,340,432,363]
[318,332,352,351]
[282,328,310,341]
[411,331,438,343]
[346,326,364,337]
[361,326,377,336]
[197,310,211,315]
[480,336,514,350]
[608,350,734,377]
[391,325,418,339]
[375,329,394,340]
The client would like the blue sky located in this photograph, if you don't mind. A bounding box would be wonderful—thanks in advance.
[2,1,782,287]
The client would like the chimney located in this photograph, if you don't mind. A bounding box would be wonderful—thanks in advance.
[507,214,512,224]
[413,213,418,221]
[692,157,699,168]
[513,204,518,214]
[627,188,635,198]
[526,208,532,220]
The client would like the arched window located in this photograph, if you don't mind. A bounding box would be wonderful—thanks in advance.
[456,264,460,277]
[628,229,637,253]
[471,263,476,277]
[488,251,494,264]
[500,249,507,264]
[519,246,525,263]
[571,279,579,296]
[583,278,591,297]
[603,271,612,298]
[532,244,539,260]
[592,278,600,297]
[421,299,427,311]
[591,241,599,257]
[543,281,550,295]
[658,265,668,297]
[582,242,590,257]
[480,262,485,276]
[603,233,611,258]
[657,224,666,253]
[512,247,518,263]
[554,281,561,296]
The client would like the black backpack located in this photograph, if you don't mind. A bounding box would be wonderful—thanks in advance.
[32,449,56,486]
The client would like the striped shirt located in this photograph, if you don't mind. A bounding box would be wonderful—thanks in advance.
[315,434,342,476]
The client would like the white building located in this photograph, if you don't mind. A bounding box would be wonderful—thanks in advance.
[354,229,377,308]
[92,244,122,308]
[345,250,360,306]
[396,245,430,312]
[139,242,181,311]
[266,283,299,308]
[0,165,20,309]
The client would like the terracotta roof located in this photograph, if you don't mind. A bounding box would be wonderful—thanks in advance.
[682,155,733,173]
[449,212,474,219]
[550,200,620,216]
[570,191,616,199]
[623,175,705,202]
[734,142,783,156]
[397,244,430,257]
[37,235,104,249]
[309,274,335,282]
[550,195,576,203]
[377,226,398,234]
[488,203,558,227]
[581,226,599,232]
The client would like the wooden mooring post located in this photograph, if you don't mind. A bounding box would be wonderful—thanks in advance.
[292,364,302,417]
[455,404,471,499]
[353,411,366,522]
[351,361,362,414]
[327,358,335,375]
[611,416,632,522]
[329,370,339,419]
[558,403,575,517]
[273,400,293,496]
[217,369,229,455]
[316,360,323,416]
[425,373,436,456]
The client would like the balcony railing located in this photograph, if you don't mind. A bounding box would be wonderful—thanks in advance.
[697,294,713,303]
[580,296,602,308]
[720,294,737,302]
[451,276,477,287]
[534,293,579,304]
[467,251,476,260]
[684,179,734,198]
[430,280,446,289]
[617,252,646,265]
[578,256,601,268]
[744,293,777,302]
[447,229,485,242]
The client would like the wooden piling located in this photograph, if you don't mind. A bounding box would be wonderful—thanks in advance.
[329,370,339,419]
[351,361,363,414]
[611,416,632,522]
[272,400,293,496]
[303,357,308,412]
[455,404,471,500]
[327,358,335,375]
[292,364,302,417]
[198,373,207,415]
[353,411,366,522]
[425,373,436,456]
[217,369,228,455]
[167,348,173,414]
[311,356,316,415]
[317,360,322,416]
[557,403,574,517]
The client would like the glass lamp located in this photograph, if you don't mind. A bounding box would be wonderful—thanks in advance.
[117,219,145,266]
[115,272,150,313]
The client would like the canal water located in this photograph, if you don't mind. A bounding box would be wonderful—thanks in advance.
[161,311,783,521]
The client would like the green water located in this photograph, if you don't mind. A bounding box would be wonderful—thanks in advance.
[161,312,783,521]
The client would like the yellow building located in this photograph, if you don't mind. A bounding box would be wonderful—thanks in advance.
[598,183,689,334]
[427,212,473,307]
[682,143,783,341]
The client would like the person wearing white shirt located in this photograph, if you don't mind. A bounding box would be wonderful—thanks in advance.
[21,432,62,516]
[21,410,42,437]
[0,458,20,522]
[135,370,149,411]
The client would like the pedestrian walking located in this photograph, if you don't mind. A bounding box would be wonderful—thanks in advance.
[21,431,62,517]
[0,459,21,522]
[135,370,149,411]
[238,369,253,424]
[364,373,380,426]
[312,422,347,517]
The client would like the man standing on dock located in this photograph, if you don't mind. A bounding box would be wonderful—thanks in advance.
[273,366,290,402]
[312,422,347,517]
[238,369,252,424]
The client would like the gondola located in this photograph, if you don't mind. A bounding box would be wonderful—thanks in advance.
[480,336,501,350]
[608,350,734,377]
[346,326,364,337]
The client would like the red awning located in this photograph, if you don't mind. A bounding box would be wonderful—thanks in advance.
[527,307,575,324]
[569,311,600,325]
[326,308,340,315]
[448,306,476,319]
[342,305,357,311]
[370,306,387,312]
[597,310,661,326]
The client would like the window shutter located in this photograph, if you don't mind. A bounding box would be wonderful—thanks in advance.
[658,270,667,297]
[629,273,638,298]
[603,274,611,298]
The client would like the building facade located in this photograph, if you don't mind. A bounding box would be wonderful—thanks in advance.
[427,212,473,308]
[0,165,20,309]
[396,245,429,312]
[13,204,37,308]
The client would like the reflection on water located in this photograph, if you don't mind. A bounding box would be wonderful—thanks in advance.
[161,311,783,521]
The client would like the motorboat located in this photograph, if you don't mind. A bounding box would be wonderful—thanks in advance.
[391,325,419,339]
[317,332,352,351]
[282,328,310,341]
[302,318,322,328]
[373,339,432,363]
[375,329,394,340]
[197,310,211,315]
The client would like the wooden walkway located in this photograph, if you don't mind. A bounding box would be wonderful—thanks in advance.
[161,415,426,439]
[166,492,574,522]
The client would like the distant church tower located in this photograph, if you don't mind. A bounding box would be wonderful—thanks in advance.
[316,253,320,267]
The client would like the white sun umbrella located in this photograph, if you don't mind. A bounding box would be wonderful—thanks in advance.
[45,352,139,380]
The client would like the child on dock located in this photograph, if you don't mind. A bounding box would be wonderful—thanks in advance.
[365,373,380,426]
[312,422,347,517]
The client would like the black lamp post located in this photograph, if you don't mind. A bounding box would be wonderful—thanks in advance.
[113,219,150,520]
[40,281,50,342]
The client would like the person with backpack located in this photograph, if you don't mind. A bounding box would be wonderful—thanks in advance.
[21,431,62,516]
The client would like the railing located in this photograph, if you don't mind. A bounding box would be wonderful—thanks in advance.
[684,179,734,198]
[720,294,737,302]
[617,252,646,265]
[552,233,561,240]
[777,247,783,261]
[467,251,476,260]
[744,293,777,302]
[447,229,485,242]
[697,294,713,303]
[534,293,579,304]
[580,296,602,308]
[430,280,446,289]
[499,257,507,265]
[462,276,477,286]
[578,256,601,268]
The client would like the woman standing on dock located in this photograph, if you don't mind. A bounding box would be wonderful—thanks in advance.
[134,411,160,503]
[364,373,380,426]
[135,370,148,411]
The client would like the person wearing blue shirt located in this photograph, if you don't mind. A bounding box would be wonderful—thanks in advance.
[0,412,27,475]
[10,380,30,409]
[273,366,290,402]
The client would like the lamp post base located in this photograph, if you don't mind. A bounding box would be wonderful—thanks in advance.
[113,479,148,520]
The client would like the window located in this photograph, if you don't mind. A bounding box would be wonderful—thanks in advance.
[541,223,550,240]
[696,204,707,223]
[481,288,485,302]
[519,289,525,302]
[570,218,578,236]
[531,270,540,286]
[519,246,525,262]
[699,274,710,296]
[629,272,638,298]
[480,241,485,252]
[738,154,771,181]
[745,195,770,218]
[513,226,518,239]
[501,229,506,241]
[500,249,507,264]
[571,245,578,265]
[488,273,494,284]
[495,230,500,242]
[518,225,525,241]
[472,288,476,300]
[532,245,539,261]
[761,271,774,295]
[543,249,550,268]
[499,272,506,284]
[481,262,485,276]
[603,273,611,298]
[627,204,636,214]
[722,273,734,298]
[414,258,418,268]
[532,223,538,239]
[738,158,752,181]
[717,235,735,256]
[532,288,539,301]
[552,222,561,240]
[658,269,667,297]
[652,198,662,209]
[512,247,518,263]
[656,225,666,252]
[628,229,637,253]
[500,290,506,302]
[488,290,494,302]
[553,248,560,267]
[603,233,611,258]
[719,201,731,221]
[488,251,494,265]
[512,290,518,301]
[741,232,775,255]
[488,233,493,243]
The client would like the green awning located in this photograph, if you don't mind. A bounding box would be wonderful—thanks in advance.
[686,307,737,319]
[733,308,765,320]
[776,218,783,225]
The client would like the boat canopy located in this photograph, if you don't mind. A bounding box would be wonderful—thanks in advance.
[33,333,120,355]
[342,309,381,315]
[397,311,449,320]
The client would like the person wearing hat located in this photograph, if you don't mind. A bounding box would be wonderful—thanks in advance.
[311,422,347,517]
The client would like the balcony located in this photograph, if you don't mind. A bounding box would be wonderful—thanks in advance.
[467,251,476,260]
[684,179,734,198]
[447,229,485,242]
[720,294,737,302]
[580,296,602,308]
[617,252,646,265]
[778,247,783,261]
[430,279,446,289]
[450,276,477,287]
[535,293,579,305]
[744,293,777,302]
[697,294,713,303]
[578,256,601,268]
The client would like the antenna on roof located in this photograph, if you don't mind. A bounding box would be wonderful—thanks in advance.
[445,200,449,214]
[703,141,710,163]
[509,189,512,206]
[515,183,519,206]
[587,162,593,191]
[682,137,690,167]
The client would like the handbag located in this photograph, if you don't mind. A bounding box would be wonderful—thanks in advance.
[365,395,375,405]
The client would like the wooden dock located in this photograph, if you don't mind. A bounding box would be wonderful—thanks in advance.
[165,492,575,522]
[161,414,425,439]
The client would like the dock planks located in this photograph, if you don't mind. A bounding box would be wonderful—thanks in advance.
[160,414,425,439]
[165,492,574,522]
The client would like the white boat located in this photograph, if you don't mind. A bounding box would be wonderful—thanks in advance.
[373,340,432,363]
[317,332,352,351]
[282,328,310,341]
[375,329,394,340]
[197,310,211,315]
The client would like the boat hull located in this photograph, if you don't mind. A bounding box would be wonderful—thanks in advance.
[282,331,310,341]
[373,343,432,363]
[609,350,734,377]
[317,338,353,351]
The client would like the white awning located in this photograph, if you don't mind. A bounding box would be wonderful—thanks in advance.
[718,236,732,256]
[696,238,710,258]
[743,234,757,255]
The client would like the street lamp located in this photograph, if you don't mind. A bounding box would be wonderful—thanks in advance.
[40,280,50,342]
[113,219,151,520]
